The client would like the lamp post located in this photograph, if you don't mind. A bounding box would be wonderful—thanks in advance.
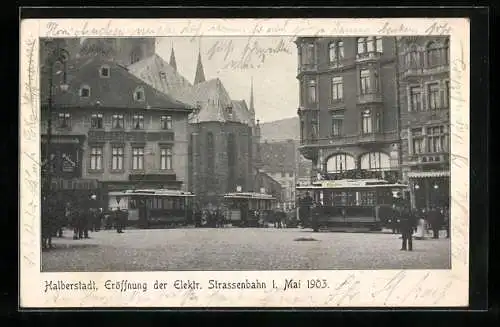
[43,40,69,203]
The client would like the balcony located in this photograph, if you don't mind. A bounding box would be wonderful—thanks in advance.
[357,132,388,144]
[87,130,175,143]
[357,92,383,105]
[328,99,346,111]
[355,51,382,63]
[297,64,317,74]
[400,64,449,79]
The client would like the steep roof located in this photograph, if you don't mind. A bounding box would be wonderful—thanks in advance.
[40,56,192,111]
[194,51,206,84]
[260,140,297,173]
[127,54,194,103]
[231,100,254,127]
[188,78,233,123]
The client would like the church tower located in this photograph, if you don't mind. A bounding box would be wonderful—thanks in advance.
[249,77,256,122]
[194,50,206,84]
[169,45,177,71]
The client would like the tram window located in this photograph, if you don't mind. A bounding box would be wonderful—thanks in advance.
[177,198,185,210]
[359,191,376,206]
[130,199,137,209]
[163,198,173,209]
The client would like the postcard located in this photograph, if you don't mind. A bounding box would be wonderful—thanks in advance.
[19,17,470,308]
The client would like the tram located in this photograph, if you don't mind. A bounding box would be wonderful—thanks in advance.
[108,189,195,228]
[296,179,408,231]
[223,192,276,227]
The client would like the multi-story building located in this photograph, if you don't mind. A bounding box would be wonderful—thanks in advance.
[296,36,401,183]
[260,139,296,210]
[40,41,192,205]
[397,36,450,210]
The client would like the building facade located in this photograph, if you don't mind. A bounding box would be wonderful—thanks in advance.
[260,140,297,210]
[296,36,401,184]
[397,36,450,210]
[40,43,192,206]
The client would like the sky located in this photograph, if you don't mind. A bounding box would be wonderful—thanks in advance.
[156,36,299,123]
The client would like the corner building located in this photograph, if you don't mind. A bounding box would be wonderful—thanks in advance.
[296,37,401,183]
[397,36,450,210]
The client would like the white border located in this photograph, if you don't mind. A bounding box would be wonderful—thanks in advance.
[19,18,470,308]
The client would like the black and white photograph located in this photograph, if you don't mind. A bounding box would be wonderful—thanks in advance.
[20,17,470,308]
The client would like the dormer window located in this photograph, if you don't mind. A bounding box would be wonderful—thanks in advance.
[227,106,233,119]
[134,87,145,102]
[159,71,166,80]
[80,85,90,98]
[99,65,110,78]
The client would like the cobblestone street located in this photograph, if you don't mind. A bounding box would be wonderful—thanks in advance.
[41,228,451,271]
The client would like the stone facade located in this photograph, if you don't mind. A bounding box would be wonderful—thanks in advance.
[397,36,450,210]
[296,36,400,180]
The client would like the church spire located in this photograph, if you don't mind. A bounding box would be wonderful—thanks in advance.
[194,48,206,84]
[249,77,255,116]
[169,43,177,71]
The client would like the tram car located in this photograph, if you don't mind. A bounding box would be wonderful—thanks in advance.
[108,189,195,228]
[296,179,408,231]
[223,192,276,227]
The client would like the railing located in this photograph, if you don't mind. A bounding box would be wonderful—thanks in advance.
[297,63,317,74]
[299,131,398,147]
[407,153,449,164]
[357,92,383,104]
[400,64,449,78]
[355,51,382,62]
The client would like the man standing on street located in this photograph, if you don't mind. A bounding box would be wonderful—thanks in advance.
[116,207,124,233]
[399,205,415,251]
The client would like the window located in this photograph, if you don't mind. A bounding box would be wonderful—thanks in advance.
[161,115,172,130]
[428,83,440,110]
[427,126,445,153]
[407,45,420,68]
[300,120,305,141]
[160,147,173,170]
[133,114,144,129]
[426,41,441,67]
[289,172,294,177]
[132,147,144,170]
[80,86,90,98]
[359,191,376,206]
[375,112,381,132]
[302,43,315,65]
[412,128,424,154]
[159,71,166,80]
[410,86,422,111]
[134,87,145,102]
[111,146,124,170]
[227,107,233,119]
[331,113,343,136]
[227,133,237,192]
[307,80,317,103]
[444,81,450,108]
[362,110,372,134]
[326,154,356,173]
[357,37,367,54]
[100,65,110,78]
[112,114,124,129]
[357,37,383,55]
[331,76,343,101]
[91,113,103,129]
[206,132,215,175]
[58,112,71,128]
[360,152,391,170]
[281,172,286,178]
[90,147,103,170]
[328,41,344,63]
[360,69,371,95]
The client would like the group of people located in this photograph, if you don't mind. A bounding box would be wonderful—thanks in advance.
[41,195,129,250]
[389,206,450,240]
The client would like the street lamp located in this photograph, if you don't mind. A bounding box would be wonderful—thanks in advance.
[43,40,69,203]
[414,184,420,190]
[433,183,439,189]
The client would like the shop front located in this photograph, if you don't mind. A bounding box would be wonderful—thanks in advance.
[408,170,450,210]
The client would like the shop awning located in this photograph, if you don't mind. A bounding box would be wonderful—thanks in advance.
[407,171,450,178]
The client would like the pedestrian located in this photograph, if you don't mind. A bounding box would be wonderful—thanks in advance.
[427,206,443,239]
[41,197,53,250]
[399,205,415,251]
[116,207,124,233]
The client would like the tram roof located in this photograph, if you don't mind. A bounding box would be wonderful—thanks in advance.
[108,189,195,197]
[296,179,408,190]
[223,192,275,200]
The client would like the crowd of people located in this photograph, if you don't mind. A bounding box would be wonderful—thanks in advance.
[41,195,129,250]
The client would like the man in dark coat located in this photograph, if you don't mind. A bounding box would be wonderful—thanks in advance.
[427,206,443,239]
[115,208,124,233]
[399,205,415,251]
